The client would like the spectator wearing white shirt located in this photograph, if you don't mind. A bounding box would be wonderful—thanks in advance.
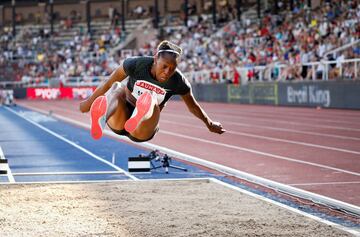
[300,46,310,79]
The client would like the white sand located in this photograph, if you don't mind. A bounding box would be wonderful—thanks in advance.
[0,179,354,237]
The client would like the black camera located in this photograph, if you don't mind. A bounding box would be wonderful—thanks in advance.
[148,150,187,174]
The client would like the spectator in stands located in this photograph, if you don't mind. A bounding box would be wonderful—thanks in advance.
[133,5,145,18]
[231,63,240,85]
[108,5,115,22]
[300,45,310,79]
[79,41,225,142]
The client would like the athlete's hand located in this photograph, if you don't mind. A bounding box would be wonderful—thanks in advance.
[208,121,226,134]
[79,99,91,113]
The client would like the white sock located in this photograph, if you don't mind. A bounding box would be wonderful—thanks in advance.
[103,82,123,118]
[105,82,123,97]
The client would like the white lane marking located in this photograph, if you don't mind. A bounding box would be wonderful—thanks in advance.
[162,120,360,155]
[218,114,360,132]
[0,177,210,185]
[165,111,360,132]
[201,109,360,126]
[169,105,360,126]
[0,146,15,183]
[165,113,360,141]
[7,171,124,176]
[210,178,360,236]
[289,181,360,186]
[5,107,138,181]
[223,120,360,141]
[159,130,360,177]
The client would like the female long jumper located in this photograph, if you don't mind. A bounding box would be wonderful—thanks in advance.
[80,41,225,142]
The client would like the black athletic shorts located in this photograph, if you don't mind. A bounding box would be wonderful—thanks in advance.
[107,101,158,143]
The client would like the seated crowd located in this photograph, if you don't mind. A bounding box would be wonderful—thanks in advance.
[136,0,359,82]
[0,23,123,85]
[0,0,359,86]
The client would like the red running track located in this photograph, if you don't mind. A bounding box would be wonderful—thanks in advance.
[17,100,360,207]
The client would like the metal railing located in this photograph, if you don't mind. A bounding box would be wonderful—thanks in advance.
[183,58,360,84]
[0,59,359,89]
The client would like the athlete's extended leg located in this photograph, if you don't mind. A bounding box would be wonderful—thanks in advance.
[124,91,160,141]
[90,82,129,139]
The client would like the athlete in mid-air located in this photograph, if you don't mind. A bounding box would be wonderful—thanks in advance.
[79,40,225,142]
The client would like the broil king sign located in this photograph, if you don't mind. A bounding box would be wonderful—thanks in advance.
[286,85,331,107]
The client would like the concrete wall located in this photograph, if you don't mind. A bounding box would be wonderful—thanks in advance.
[228,83,278,105]
[14,81,360,110]
[277,81,360,109]
[191,81,360,110]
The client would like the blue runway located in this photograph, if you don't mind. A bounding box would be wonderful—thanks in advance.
[0,105,223,183]
[0,105,359,231]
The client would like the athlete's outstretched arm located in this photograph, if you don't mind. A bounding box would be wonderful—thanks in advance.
[181,91,226,134]
[79,63,127,113]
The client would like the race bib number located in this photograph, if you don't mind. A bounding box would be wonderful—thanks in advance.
[132,80,166,104]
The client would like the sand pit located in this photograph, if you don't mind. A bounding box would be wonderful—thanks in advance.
[0,179,354,236]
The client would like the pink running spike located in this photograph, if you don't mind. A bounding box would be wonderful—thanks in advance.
[90,95,107,140]
[124,91,154,133]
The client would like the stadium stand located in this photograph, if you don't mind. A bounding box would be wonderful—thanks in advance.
[135,0,359,83]
[0,0,359,87]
